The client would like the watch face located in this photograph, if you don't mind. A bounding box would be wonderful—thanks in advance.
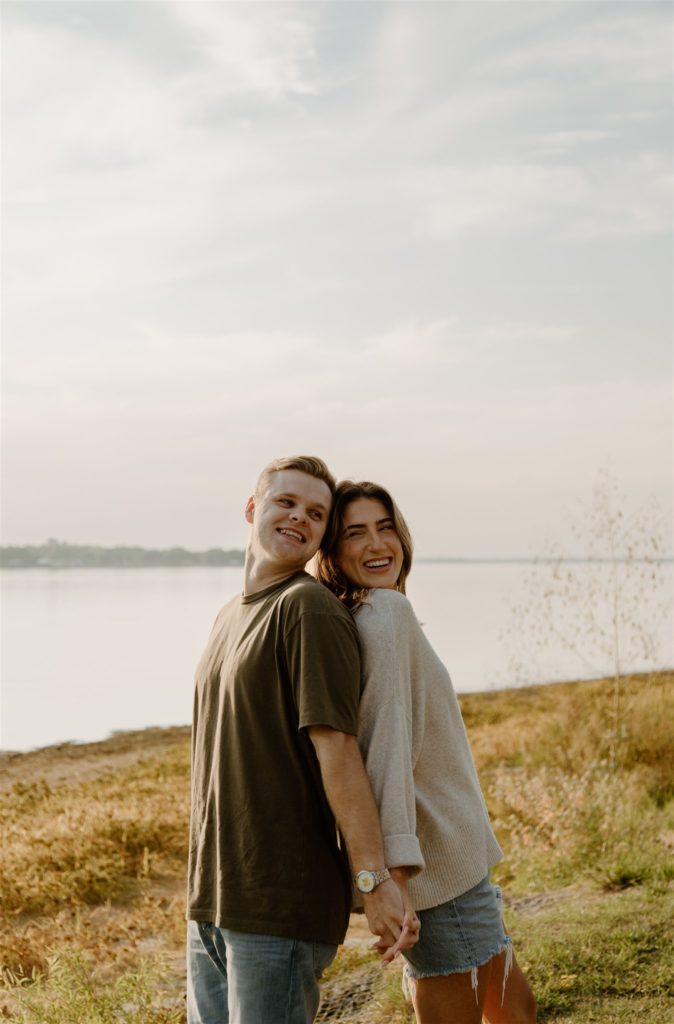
[356,871,376,893]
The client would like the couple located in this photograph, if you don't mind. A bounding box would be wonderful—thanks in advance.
[186,456,536,1024]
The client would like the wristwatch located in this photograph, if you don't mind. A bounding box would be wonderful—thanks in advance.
[354,868,391,894]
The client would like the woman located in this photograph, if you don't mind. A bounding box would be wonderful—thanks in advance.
[316,481,537,1024]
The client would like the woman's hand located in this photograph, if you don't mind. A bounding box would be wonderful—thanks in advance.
[371,905,420,963]
[370,867,420,964]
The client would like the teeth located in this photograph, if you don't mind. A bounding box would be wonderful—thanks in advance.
[280,529,303,542]
[365,559,390,568]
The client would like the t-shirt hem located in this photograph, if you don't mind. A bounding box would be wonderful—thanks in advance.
[187,908,346,947]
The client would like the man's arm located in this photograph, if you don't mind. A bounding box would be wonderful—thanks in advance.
[309,726,420,963]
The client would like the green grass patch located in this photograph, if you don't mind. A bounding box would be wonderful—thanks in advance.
[335,887,674,1024]
[507,888,674,1021]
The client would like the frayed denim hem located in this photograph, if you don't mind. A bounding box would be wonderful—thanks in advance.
[403,935,513,1006]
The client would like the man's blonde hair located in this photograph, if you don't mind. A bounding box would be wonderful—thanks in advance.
[255,456,336,498]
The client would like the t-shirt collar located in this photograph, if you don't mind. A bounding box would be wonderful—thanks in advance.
[241,570,310,605]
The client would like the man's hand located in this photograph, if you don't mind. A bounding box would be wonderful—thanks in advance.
[364,878,420,964]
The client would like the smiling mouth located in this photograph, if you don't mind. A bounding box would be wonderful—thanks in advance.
[363,558,393,570]
[278,528,305,544]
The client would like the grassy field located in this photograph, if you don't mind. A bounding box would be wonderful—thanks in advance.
[1,671,673,1022]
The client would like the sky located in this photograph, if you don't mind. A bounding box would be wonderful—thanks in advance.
[2,1,672,557]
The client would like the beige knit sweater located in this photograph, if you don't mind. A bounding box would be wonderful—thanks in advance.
[355,588,503,912]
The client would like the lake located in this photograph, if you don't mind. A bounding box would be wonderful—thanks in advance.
[1,563,672,751]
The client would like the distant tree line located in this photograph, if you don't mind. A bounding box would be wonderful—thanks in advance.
[3,539,670,570]
[0,539,245,569]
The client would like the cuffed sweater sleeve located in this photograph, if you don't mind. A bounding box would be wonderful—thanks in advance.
[354,588,503,911]
[356,592,425,874]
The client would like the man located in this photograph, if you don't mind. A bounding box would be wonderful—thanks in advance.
[187,455,418,1024]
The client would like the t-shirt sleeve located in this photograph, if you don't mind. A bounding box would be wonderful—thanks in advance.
[285,610,361,735]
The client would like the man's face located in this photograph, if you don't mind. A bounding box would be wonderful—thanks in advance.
[245,469,332,574]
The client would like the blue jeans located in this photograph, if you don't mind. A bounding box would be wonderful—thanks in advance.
[187,921,338,1024]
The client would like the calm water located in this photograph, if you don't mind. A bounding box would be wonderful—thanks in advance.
[1,563,672,751]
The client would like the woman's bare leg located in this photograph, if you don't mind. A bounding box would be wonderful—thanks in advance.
[482,950,537,1024]
[407,950,536,1024]
[408,961,492,1024]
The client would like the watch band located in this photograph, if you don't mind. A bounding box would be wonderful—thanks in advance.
[354,867,391,893]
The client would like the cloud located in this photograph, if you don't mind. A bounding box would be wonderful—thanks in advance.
[490,6,672,85]
[1,314,588,438]
[400,162,586,237]
[537,130,620,154]
[562,153,672,240]
[167,1,318,100]
[4,0,670,331]
[2,2,670,551]
[391,151,671,242]
[363,318,463,367]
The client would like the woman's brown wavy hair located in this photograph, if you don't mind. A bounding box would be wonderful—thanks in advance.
[315,480,413,608]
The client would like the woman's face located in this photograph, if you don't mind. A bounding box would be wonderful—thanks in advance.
[335,497,404,590]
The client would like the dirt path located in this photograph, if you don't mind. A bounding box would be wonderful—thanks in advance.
[0,725,190,792]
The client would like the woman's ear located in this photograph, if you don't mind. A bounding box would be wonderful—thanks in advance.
[244,496,255,524]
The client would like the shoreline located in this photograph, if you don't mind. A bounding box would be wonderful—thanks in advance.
[3,669,671,788]
[0,725,191,792]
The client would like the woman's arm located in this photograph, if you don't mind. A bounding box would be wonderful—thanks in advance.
[357,593,425,876]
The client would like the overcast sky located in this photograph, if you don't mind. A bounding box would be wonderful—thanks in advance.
[2,1,672,556]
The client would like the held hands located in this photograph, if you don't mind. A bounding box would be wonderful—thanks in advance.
[370,902,421,965]
[362,878,420,965]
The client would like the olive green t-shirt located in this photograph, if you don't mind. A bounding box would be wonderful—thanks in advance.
[187,572,361,945]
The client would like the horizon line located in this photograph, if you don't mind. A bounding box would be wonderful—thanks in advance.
[1,540,672,567]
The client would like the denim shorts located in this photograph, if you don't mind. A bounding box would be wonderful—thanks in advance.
[403,875,511,981]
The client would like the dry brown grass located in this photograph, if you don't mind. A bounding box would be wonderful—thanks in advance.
[1,741,190,918]
[464,672,674,893]
[1,672,672,1022]
[0,736,190,990]
[464,670,673,782]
